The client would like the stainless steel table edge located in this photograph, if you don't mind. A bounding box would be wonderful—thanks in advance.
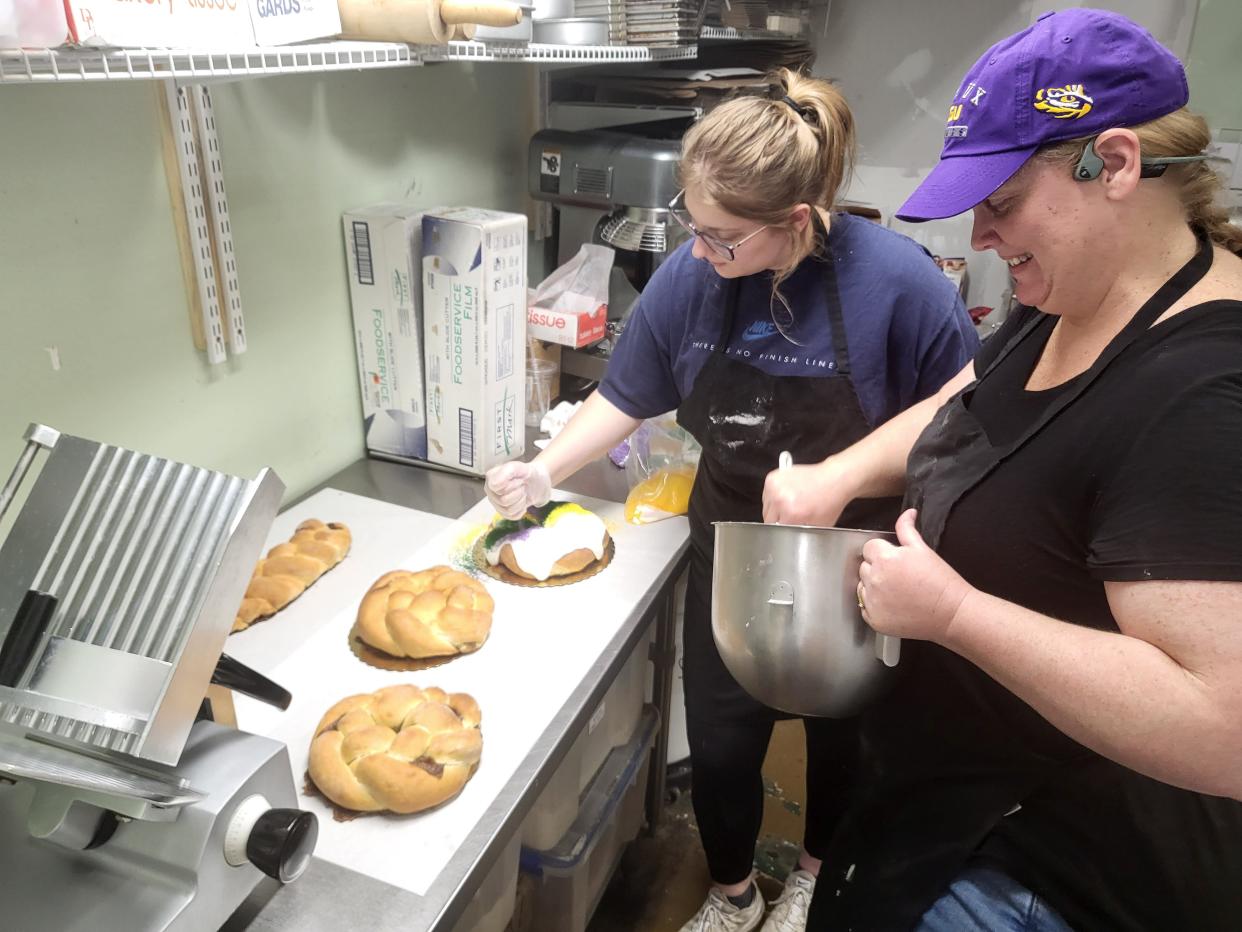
[423,544,688,930]
[234,455,689,932]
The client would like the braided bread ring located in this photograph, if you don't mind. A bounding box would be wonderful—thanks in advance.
[352,566,494,659]
[308,685,482,814]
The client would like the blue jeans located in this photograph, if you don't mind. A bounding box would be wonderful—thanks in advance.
[915,864,1075,932]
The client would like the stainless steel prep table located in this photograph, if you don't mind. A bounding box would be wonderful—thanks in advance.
[228,451,689,932]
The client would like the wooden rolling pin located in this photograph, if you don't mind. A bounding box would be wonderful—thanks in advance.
[338,0,521,43]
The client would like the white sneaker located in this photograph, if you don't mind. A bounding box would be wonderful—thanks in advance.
[759,870,816,932]
[678,884,766,932]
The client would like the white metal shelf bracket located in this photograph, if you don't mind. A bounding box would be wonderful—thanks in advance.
[161,80,228,365]
[189,85,246,356]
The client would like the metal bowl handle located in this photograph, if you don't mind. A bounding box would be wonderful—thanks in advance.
[768,581,794,624]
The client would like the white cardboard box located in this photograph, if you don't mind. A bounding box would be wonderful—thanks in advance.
[247,0,341,46]
[422,207,527,475]
[63,0,255,48]
[343,204,433,462]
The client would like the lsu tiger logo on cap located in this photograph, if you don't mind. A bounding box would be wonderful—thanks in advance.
[1033,84,1094,119]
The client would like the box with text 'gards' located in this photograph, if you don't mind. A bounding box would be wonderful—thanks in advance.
[247,0,341,46]
[343,204,434,462]
[422,208,527,475]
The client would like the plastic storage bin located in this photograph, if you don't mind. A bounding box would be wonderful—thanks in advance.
[520,627,652,849]
[518,706,659,932]
[451,830,520,932]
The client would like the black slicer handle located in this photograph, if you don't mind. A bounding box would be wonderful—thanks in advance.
[212,653,292,711]
[0,590,57,688]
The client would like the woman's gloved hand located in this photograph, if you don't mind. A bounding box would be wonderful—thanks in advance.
[484,460,552,520]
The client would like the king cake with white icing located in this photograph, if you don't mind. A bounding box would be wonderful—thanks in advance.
[482,502,609,582]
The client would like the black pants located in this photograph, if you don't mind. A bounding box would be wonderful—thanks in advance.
[683,546,860,885]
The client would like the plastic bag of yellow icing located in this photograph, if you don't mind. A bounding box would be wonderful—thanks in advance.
[622,413,699,524]
[625,466,697,524]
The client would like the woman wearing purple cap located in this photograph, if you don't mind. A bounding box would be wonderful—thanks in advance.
[766,9,1242,932]
[488,68,979,932]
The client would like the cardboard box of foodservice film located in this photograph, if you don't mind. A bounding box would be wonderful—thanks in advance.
[422,208,527,475]
[343,204,433,462]
[247,0,341,46]
[63,0,255,48]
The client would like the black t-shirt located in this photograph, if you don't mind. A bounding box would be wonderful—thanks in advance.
[952,300,1242,614]
[945,301,1242,928]
[817,300,1242,931]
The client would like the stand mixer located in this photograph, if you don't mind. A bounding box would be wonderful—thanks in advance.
[529,119,691,384]
[0,424,317,931]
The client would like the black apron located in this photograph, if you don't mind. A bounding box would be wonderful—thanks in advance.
[675,216,902,724]
[807,236,1214,930]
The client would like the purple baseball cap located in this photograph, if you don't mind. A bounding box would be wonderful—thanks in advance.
[896,8,1189,222]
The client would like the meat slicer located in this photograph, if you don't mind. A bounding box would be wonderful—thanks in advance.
[0,424,317,931]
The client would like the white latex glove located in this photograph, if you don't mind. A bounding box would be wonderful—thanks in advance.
[485,460,552,520]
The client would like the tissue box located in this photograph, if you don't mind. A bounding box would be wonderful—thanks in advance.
[343,204,433,461]
[527,301,607,348]
[248,0,341,45]
[422,207,527,475]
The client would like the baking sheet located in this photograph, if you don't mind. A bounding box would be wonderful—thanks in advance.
[229,488,688,897]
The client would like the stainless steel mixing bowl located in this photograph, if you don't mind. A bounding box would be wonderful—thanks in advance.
[712,520,901,718]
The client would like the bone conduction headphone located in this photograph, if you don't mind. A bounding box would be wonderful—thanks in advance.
[1073,136,1211,181]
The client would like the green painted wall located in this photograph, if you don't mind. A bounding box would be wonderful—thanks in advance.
[1187,0,1242,131]
[0,63,534,503]
[1,3,1234,510]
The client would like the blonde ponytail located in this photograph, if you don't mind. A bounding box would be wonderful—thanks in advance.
[1037,108,1242,256]
[782,67,857,216]
[679,68,858,312]
[1141,110,1242,257]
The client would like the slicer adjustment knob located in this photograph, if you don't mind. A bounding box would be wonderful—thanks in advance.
[248,807,318,883]
[224,795,318,883]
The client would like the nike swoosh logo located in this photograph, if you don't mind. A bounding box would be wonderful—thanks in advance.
[740,321,777,342]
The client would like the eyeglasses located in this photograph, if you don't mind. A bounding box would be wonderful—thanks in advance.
[668,189,768,261]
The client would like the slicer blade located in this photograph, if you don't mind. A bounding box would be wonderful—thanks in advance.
[0,425,284,765]
[0,730,203,809]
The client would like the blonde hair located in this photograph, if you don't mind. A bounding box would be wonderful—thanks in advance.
[678,68,857,322]
[1036,108,1242,256]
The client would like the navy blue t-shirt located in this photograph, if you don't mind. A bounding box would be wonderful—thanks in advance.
[599,212,979,428]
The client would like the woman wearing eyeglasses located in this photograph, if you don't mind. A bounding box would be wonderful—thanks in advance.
[486,69,978,932]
